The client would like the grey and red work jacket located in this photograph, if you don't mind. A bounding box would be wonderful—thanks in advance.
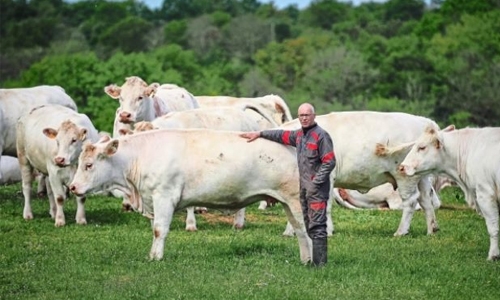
[260,123,336,202]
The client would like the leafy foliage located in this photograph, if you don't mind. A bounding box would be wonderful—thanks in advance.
[1,0,500,129]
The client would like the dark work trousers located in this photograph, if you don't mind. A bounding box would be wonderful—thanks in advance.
[300,185,328,240]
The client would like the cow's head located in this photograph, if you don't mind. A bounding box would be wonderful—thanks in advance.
[398,125,455,176]
[43,120,90,167]
[69,136,119,197]
[104,76,159,123]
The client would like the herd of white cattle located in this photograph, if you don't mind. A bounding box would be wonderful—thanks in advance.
[0,76,498,263]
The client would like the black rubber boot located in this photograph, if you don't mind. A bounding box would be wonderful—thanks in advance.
[312,238,328,267]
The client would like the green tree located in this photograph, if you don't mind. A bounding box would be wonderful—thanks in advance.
[98,16,154,54]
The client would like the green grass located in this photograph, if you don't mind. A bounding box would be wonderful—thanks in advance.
[1,184,499,300]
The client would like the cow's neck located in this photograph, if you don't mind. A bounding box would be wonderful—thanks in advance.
[440,131,469,189]
[141,97,157,121]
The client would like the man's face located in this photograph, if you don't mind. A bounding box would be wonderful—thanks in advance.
[298,107,315,127]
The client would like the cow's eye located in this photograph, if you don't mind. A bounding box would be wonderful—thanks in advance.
[71,138,77,144]
[138,96,144,101]
[418,146,426,151]
[85,163,93,171]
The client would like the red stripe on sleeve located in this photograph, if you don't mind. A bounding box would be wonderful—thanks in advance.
[321,151,335,163]
[282,131,291,145]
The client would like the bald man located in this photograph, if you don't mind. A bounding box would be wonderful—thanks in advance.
[240,103,335,267]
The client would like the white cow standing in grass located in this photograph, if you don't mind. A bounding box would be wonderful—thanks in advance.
[69,130,312,263]
[17,104,100,226]
[0,85,78,192]
[120,106,279,231]
[280,111,441,237]
[398,125,500,260]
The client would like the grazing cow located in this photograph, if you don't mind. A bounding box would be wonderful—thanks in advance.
[280,111,441,237]
[195,94,292,130]
[398,125,500,260]
[17,104,100,226]
[0,85,77,185]
[0,156,21,185]
[104,76,199,126]
[69,130,312,263]
[120,106,279,231]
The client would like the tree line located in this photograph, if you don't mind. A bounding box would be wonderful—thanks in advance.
[1,0,499,133]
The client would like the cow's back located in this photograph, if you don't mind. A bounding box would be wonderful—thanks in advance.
[196,94,292,129]
[281,111,439,190]
[0,86,77,156]
[152,108,261,131]
[155,84,199,112]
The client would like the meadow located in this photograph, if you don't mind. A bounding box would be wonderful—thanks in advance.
[1,183,499,300]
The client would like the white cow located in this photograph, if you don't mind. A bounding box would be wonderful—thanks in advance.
[398,125,500,260]
[0,156,21,185]
[104,76,199,135]
[280,111,441,237]
[121,106,279,231]
[333,175,453,210]
[0,85,77,185]
[69,130,312,263]
[17,104,100,226]
[195,94,292,130]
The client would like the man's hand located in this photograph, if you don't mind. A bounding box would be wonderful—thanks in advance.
[239,131,261,142]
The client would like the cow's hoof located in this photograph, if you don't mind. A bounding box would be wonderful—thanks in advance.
[185,226,197,232]
[76,219,87,225]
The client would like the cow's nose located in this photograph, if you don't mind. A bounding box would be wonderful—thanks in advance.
[54,157,65,166]
[119,111,132,123]
[398,165,405,173]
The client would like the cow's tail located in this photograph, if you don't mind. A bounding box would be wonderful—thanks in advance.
[239,103,280,127]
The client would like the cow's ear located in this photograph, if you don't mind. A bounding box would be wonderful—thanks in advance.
[79,128,88,141]
[104,84,121,99]
[443,125,455,132]
[104,140,119,156]
[145,83,159,97]
[43,128,58,139]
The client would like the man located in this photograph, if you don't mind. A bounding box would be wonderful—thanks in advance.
[240,103,336,266]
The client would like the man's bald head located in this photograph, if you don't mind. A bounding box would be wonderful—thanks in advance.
[297,103,316,128]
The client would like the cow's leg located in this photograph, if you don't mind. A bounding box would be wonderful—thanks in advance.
[75,195,87,225]
[258,200,268,210]
[19,156,35,220]
[150,198,176,260]
[326,196,334,236]
[185,207,197,231]
[44,180,56,219]
[233,208,245,229]
[283,221,295,236]
[416,176,439,235]
[394,178,420,236]
[48,176,67,227]
[36,174,48,198]
[281,200,312,264]
[475,185,499,260]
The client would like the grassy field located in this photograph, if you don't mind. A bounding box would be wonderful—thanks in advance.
[1,183,499,300]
